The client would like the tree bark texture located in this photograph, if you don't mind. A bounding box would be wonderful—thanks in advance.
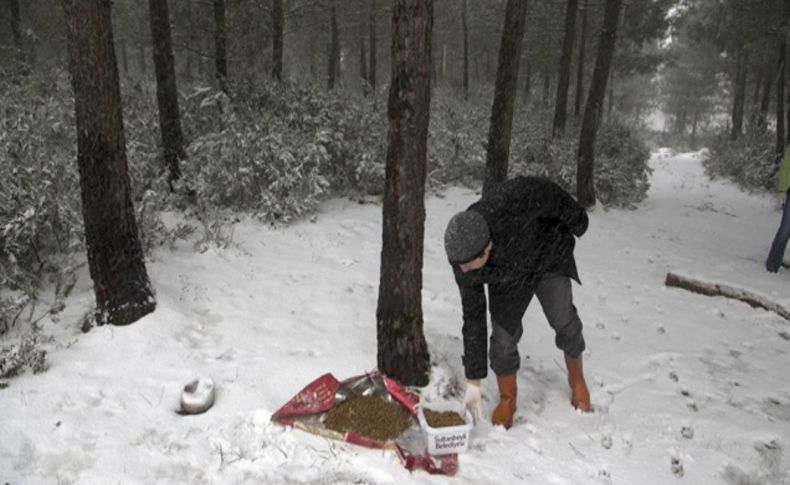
[369,0,377,91]
[462,0,469,100]
[574,0,588,118]
[213,0,228,93]
[328,0,340,89]
[377,0,432,387]
[730,47,749,141]
[523,59,532,106]
[576,0,622,208]
[272,0,284,80]
[359,2,368,85]
[149,0,186,189]
[483,0,529,197]
[138,43,146,75]
[552,0,579,138]
[61,0,156,326]
[756,63,772,130]
[9,0,23,64]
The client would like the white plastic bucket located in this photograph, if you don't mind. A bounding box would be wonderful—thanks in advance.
[417,401,473,455]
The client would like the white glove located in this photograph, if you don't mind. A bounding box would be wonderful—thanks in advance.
[462,379,484,424]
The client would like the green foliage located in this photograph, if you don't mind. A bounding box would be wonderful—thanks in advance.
[704,131,777,192]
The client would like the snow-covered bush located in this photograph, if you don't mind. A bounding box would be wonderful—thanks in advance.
[0,71,81,297]
[704,130,776,192]
[594,118,653,207]
[180,83,388,220]
[0,325,49,380]
[511,115,652,208]
[427,92,488,189]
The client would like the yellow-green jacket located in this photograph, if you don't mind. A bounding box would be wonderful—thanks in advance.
[779,146,790,193]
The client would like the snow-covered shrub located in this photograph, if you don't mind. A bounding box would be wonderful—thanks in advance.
[180,83,389,220]
[427,92,488,189]
[510,114,652,208]
[0,71,81,296]
[704,130,776,192]
[594,118,653,207]
[0,326,49,380]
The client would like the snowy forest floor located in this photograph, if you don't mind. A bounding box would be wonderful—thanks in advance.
[2,150,790,485]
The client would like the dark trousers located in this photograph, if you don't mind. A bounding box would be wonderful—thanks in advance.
[488,272,585,376]
[766,191,790,272]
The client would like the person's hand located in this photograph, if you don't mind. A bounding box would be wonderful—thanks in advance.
[462,379,484,424]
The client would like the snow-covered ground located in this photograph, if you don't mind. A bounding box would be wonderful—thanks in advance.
[2,150,790,484]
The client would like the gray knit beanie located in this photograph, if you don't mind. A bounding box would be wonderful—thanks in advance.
[444,210,490,263]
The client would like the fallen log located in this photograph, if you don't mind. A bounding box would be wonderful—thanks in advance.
[665,271,790,321]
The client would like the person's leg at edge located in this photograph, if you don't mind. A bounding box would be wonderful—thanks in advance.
[535,273,591,412]
[766,191,790,272]
[488,282,532,428]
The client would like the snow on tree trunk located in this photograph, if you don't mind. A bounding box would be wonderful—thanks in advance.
[213,0,228,93]
[483,0,529,197]
[574,0,588,119]
[376,0,432,387]
[62,0,156,326]
[272,0,284,81]
[576,0,622,209]
[552,0,579,138]
[328,0,340,90]
[149,0,186,190]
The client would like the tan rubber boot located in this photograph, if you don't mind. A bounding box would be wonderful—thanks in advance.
[491,373,517,429]
[565,354,591,412]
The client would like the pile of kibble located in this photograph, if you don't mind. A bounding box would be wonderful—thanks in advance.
[424,409,466,428]
[323,395,413,441]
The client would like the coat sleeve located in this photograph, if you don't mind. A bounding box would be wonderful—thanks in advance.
[458,282,488,380]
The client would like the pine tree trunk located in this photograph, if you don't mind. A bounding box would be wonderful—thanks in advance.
[139,43,147,76]
[730,47,749,141]
[552,0,578,138]
[61,0,156,326]
[462,0,469,100]
[377,0,432,387]
[359,1,368,86]
[272,0,284,80]
[120,38,129,76]
[10,0,23,65]
[542,74,550,107]
[183,1,194,83]
[328,0,340,89]
[576,0,622,208]
[149,0,186,189]
[213,0,228,93]
[369,0,377,91]
[574,0,588,118]
[690,109,698,146]
[483,0,529,196]
[757,62,773,130]
[607,75,615,116]
[523,59,532,106]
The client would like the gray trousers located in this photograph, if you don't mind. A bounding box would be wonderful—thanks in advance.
[488,273,585,376]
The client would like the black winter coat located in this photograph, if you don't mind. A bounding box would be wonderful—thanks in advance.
[451,176,588,379]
